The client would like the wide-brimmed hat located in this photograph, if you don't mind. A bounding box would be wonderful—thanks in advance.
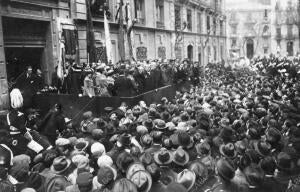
[154,148,173,165]
[178,132,191,148]
[104,107,114,114]
[126,162,146,179]
[139,152,153,166]
[176,169,196,191]
[277,152,295,171]
[195,141,211,156]
[155,119,167,130]
[216,159,236,181]
[173,147,189,166]
[129,170,152,192]
[74,138,89,151]
[244,164,265,187]
[50,156,71,174]
[219,143,237,159]
[254,141,271,157]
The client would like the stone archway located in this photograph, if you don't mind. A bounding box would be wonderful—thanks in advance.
[246,39,254,59]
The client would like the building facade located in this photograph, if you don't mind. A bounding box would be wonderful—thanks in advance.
[0,0,226,109]
[226,0,300,60]
[74,0,227,65]
[271,0,299,56]
[226,0,272,60]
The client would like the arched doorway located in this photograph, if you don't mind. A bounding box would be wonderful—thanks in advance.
[287,42,294,56]
[187,45,193,61]
[246,39,254,59]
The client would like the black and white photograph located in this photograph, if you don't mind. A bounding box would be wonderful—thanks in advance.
[0,0,300,191]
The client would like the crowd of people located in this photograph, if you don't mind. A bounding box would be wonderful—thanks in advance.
[48,60,200,97]
[1,55,300,192]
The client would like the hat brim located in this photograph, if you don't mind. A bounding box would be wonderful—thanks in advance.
[155,125,167,130]
[253,142,269,157]
[50,159,71,174]
[173,151,190,166]
[74,140,89,151]
[129,170,152,192]
[219,145,237,159]
[153,152,173,165]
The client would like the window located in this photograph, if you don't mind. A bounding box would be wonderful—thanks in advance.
[287,25,293,36]
[207,15,210,32]
[264,9,268,18]
[231,25,237,34]
[135,0,145,24]
[230,12,237,21]
[213,18,216,35]
[187,9,192,31]
[90,0,107,17]
[276,27,281,37]
[231,38,237,47]
[175,5,181,30]
[156,0,164,24]
[264,48,268,54]
[220,21,224,36]
[197,12,202,33]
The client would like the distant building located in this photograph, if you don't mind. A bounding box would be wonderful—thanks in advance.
[226,0,300,60]
[271,0,299,56]
[226,0,272,59]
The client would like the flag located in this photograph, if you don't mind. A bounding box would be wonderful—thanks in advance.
[57,41,65,80]
[104,10,113,63]
[125,2,135,61]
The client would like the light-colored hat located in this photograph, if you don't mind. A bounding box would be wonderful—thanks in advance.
[55,138,70,146]
[91,142,106,157]
[97,155,113,167]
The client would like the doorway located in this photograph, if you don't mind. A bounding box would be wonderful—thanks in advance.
[246,39,254,59]
[287,41,294,56]
[5,48,43,82]
[187,45,193,61]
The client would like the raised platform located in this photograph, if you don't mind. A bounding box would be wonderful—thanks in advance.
[32,82,191,124]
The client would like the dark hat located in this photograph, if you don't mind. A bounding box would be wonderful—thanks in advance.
[150,131,163,143]
[74,139,89,151]
[118,134,131,147]
[254,141,271,157]
[76,172,93,188]
[116,152,135,173]
[259,156,276,175]
[216,159,236,181]
[188,161,208,181]
[143,119,154,130]
[97,166,117,185]
[50,156,71,174]
[244,164,264,187]
[266,128,281,144]
[83,111,93,120]
[277,152,295,171]
[173,147,189,166]
[25,172,45,191]
[178,132,191,148]
[161,112,171,122]
[180,112,190,122]
[104,107,114,114]
[219,127,234,141]
[0,144,13,168]
[195,141,211,156]
[154,148,173,165]
[140,134,153,147]
[219,143,237,159]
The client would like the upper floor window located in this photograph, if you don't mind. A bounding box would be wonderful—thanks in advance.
[207,15,210,32]
[156,0,164,24]
[90,0,108,18]
[135,0,145,24]
[175,5,181,30]
[197,12,202,33]
[264,9,268,18]
[187,9,192,31]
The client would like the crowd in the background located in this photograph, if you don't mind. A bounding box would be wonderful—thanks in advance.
[1,55,300,192]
